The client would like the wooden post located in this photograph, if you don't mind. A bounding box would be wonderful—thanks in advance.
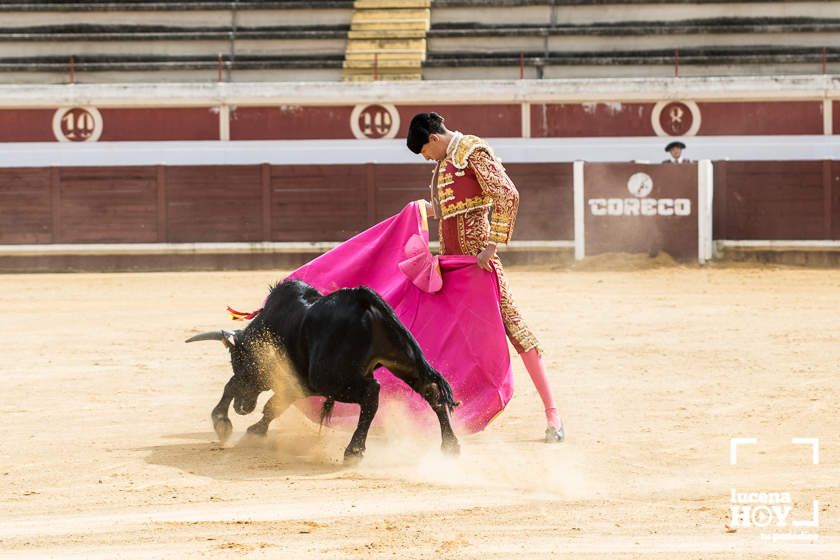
[823,159,832,239]
[716,161,728,239]
[366,163,376,225]
[156,165,167,242]
[50,167,61,242]
[261,163,272,241]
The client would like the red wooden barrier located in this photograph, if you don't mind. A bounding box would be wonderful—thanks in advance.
[1,161,836,248]
[713,161,835,240]
[0,164,572,243]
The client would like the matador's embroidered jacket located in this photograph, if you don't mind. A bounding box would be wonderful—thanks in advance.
[431,132,539,354]
[433,132,520,255]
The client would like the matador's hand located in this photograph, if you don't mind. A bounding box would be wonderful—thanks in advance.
[477,243,497,271]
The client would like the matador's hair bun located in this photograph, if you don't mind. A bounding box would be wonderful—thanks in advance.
[406,112,446,154]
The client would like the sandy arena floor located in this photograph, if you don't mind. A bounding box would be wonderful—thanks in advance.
[1,262,839,559]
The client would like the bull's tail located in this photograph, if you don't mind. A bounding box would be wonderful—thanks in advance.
[356,287,458,411]
[319,397,335,429]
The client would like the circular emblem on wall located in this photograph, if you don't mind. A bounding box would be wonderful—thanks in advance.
[350,103,400,140]
[651,100,701,137]
[627,172,654,198]
[52,107,103,142]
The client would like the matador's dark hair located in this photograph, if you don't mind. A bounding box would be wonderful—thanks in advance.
[406,112,446,154]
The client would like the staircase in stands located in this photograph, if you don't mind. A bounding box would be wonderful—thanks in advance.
[342,0,430,81]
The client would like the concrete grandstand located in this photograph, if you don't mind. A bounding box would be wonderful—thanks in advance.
[0,0,837,82]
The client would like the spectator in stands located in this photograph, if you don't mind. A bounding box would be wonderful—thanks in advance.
[663,141,691,163]
[406,112,565,443]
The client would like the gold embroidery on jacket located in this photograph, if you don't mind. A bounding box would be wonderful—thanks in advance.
[493,257,541,354]
[451,135,494,170]
[440,195,492,218]
[469,149,519,245]
[438,172,455,189]
[437,187,455,204]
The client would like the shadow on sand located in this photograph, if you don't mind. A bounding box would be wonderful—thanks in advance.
[141,424,370,481]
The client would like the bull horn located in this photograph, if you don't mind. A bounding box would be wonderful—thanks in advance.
[185,329,238,348]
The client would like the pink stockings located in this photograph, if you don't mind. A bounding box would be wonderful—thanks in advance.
[520,348,562,428]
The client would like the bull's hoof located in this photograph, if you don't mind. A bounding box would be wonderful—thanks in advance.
[246,422,268,436]
[441,439,461,456]
[212,417,233,443]
[343,447,365,466]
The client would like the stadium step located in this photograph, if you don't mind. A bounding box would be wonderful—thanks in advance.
[343,2,429,80]
[350,10,430,32]
[343,58,422,68]
[352,9,430,22]
[343,72,420,81]
[354,0,430,8]
[345,38,425,52]
[351,20,429,32]
[348,29,427,39]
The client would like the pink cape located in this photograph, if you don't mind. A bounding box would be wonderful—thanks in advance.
[287,202,514,433]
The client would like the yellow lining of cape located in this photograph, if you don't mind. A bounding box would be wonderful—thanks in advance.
[418,199,429,232]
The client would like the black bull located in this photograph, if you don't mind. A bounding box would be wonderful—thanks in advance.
[186,279,460,462]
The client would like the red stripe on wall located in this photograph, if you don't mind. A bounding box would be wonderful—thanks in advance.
[0,102,829,143]
[0,109,56,142]
[395,105,521,138]
[98,108,219,141]
[695,102,823,136]
[0,107,219,142]
[531,103,654,137]
[531,101,824,137]
[230,106,356,140]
